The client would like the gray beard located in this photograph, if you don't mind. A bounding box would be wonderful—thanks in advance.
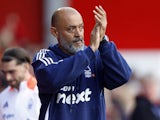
[60,39,84,54]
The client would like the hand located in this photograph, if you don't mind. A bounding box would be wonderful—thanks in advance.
[90,23,101,52]
[93,5,107,41]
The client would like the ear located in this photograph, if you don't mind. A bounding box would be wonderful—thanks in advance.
[23,63,30,70]
[50,27,58,38]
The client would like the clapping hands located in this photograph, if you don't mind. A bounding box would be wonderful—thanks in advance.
[90,5,107,52]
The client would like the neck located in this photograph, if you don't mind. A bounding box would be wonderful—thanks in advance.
[25,71,31,81]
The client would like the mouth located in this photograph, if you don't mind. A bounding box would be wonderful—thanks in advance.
[8,80,16,86]
[73,39,82,43]
[74,40,82,44]
[72,38,84,49]
[73,38,84,45]
[73,40,83,47]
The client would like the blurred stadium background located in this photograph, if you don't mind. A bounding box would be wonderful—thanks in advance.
[1,0,160,76]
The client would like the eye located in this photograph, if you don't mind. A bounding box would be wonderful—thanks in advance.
[66,26,76,33]
[79,25,84,31]
[8,70,15,74]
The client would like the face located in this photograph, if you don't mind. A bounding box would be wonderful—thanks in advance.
[143,80,159,101]
[1,60,27,89]
[52,10,85,54]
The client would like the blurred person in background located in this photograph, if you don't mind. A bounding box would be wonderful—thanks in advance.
[107,71,141,120]
[0,47,41,120]
[0,13,28,49]
[130,73,160,120]
[32,5,132,120]
[0,13,29,61]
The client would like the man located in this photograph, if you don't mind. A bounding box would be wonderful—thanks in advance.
[0,47,41,120]
[131,74,160,120]
[32,5,132,120]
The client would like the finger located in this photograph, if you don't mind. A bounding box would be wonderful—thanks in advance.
[95,6,106,16]
[94,14,101,24]
[93,10,103,25]
[93,10,103,20]
[98,5,106,14]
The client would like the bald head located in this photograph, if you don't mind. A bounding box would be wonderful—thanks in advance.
[50,7,84,55]
[51,7,82,27]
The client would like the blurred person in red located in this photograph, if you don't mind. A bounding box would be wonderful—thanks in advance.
[130,73,160,120]
[0,47,41,120]
[0,13,28,50]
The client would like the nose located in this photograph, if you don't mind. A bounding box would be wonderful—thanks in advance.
[5,73,12,82]
[74,27,83,37]
[74,28,81,37]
